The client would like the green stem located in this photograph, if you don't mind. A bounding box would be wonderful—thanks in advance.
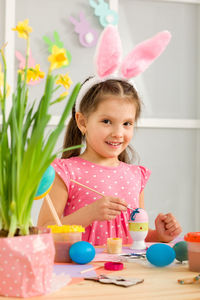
[0,48,7,125]
[16,36,30,219]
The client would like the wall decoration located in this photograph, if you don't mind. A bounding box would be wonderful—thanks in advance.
[69,11,98,47]
[43,31,72,63]
[43,31,63,53]
[89,0,118,28]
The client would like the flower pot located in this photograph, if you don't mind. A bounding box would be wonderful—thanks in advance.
[0,228,55,298]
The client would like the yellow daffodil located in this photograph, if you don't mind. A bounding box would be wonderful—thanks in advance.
[56,73,72,89]
[56,73,72,97]
[18,64,45,83]
[12,19,32,39]
[27,64,45,82]
[48,46,69,70]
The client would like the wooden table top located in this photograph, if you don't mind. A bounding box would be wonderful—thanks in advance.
[1,260,199,300]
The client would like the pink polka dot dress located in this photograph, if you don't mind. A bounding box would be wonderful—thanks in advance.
[52,157,151,246]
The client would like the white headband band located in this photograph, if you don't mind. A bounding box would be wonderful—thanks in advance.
[75,75,129,112]
[75,25,171,112]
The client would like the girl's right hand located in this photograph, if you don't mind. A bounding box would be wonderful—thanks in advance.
[89,196,128,222]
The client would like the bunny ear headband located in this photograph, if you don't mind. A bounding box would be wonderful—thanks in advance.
[75,25,171,112]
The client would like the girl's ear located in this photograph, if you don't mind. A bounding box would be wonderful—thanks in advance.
[120,31,171,79]
[95,25,122,78]
[75,112,87,135]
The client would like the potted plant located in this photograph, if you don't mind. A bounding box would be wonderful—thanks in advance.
[0,19,80,297]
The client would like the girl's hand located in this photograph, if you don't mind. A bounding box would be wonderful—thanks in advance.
[89,196,128,222]
[155,213,182,243]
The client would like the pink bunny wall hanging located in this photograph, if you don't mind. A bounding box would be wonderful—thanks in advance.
[75,25,171,112]
[69,11,99,48]
[15,49,43,86]
[89,0,118,28]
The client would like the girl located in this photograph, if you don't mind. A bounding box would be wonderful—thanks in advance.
[38,26,182,245]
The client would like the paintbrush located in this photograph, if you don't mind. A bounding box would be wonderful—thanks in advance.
[70,179,134,210]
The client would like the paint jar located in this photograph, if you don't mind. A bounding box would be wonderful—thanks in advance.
[48,225,85,263]
[184,232,200,272]
[107,238,122,254]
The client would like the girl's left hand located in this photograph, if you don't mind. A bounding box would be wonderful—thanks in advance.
[155,213,182,243]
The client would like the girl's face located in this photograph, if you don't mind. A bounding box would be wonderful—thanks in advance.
[80,96,136,165]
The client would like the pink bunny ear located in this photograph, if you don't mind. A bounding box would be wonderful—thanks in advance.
[121,31,171,79]
[95,25,122,78]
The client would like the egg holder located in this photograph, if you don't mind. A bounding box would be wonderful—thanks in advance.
[128,208,148,250]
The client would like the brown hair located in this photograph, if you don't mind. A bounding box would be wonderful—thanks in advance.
[62,78,142,163]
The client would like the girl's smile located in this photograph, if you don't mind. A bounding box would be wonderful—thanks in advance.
[105,141,123,148]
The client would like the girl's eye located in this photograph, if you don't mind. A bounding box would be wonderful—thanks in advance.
[124,121,133,126]
[102,119,111,124]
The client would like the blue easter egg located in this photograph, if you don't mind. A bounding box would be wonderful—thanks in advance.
[69,241,96,264]
[35,165,55,199]
[146,243,175,267]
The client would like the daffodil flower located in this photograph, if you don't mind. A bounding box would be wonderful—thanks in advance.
[27,64,45,82]
[12,19,32,39]
[18,64,45,83]
[48,46,69,71]
[56,73,72,89]
[56,73,72,97]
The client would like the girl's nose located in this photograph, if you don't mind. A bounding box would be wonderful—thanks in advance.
[111,126,123,138]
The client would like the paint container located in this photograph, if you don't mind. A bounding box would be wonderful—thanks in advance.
[107,237,122,254]
[184,232,200,272]
[48,225,85,263]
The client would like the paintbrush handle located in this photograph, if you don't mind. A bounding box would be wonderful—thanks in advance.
[70,179,104,197]
[45,194,62,226]
[70,179,134,210]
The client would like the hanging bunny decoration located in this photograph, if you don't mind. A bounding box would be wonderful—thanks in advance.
[75,25,171,112]
[89,0,118,28]
[43,31,72,63]
[43,31,64,53]
[69,11,99,47]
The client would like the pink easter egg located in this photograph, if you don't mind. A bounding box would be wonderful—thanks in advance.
[129,208,148,223]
